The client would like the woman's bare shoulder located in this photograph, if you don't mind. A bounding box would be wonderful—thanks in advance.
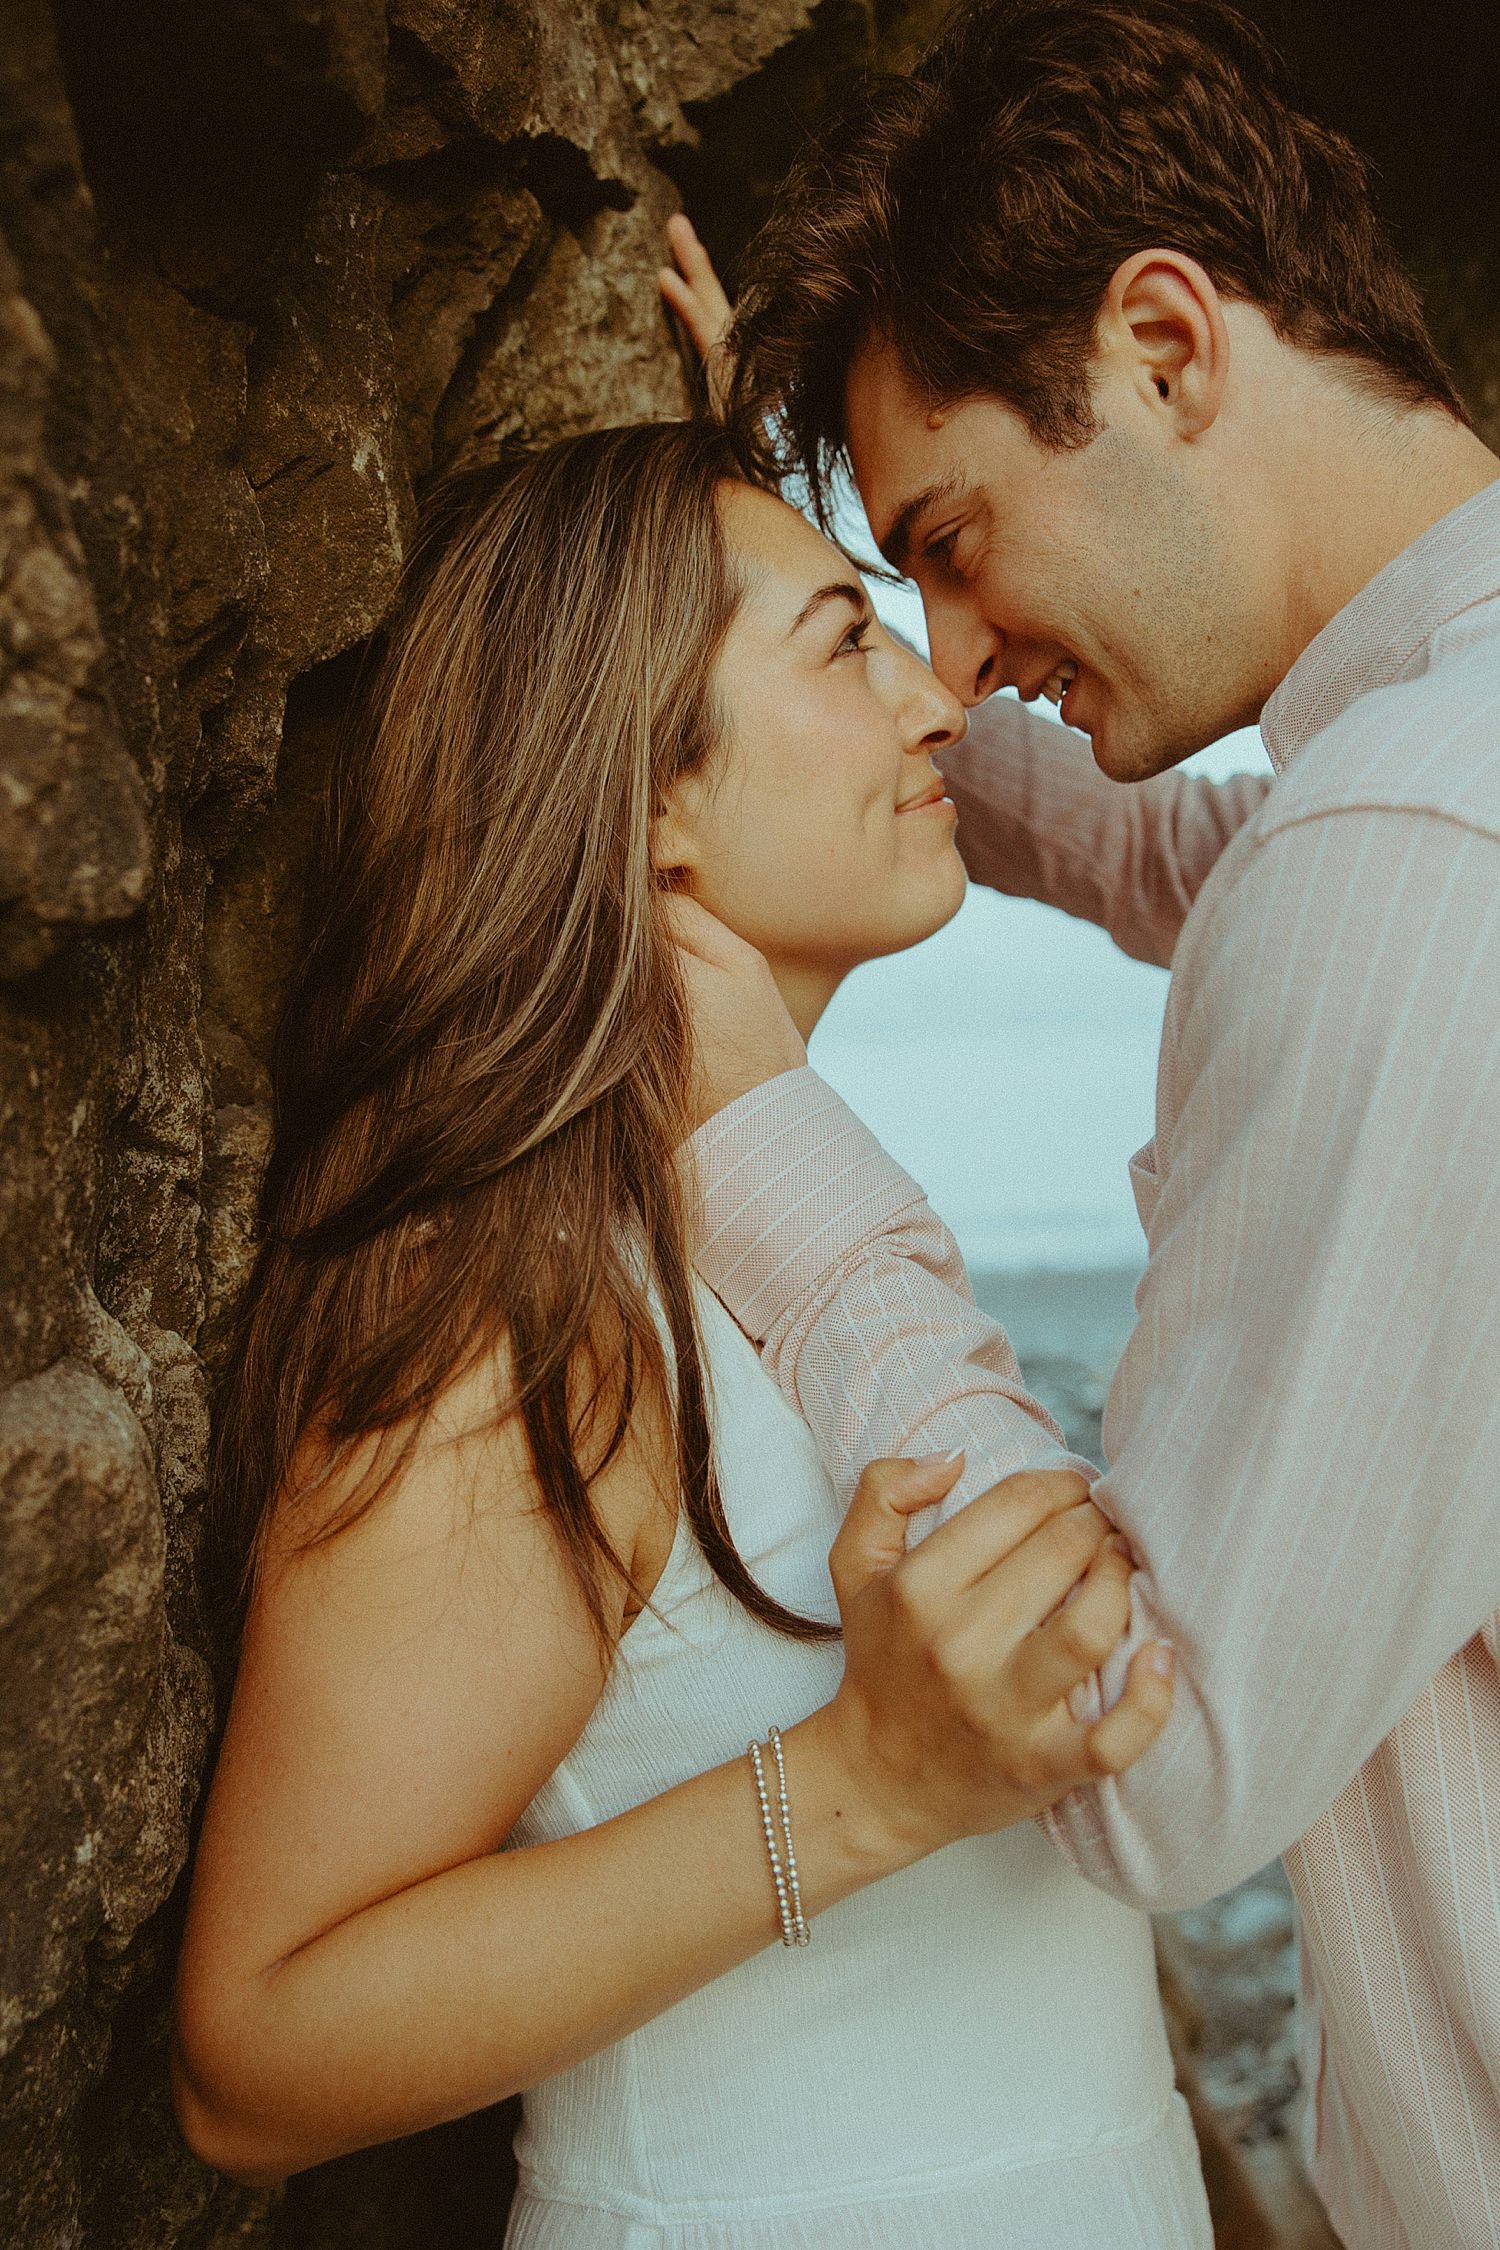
[185,1330,673,1991]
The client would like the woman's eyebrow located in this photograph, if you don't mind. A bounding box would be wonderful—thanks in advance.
[787,580,868,636]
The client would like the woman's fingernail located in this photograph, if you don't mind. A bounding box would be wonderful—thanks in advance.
[913,1448,965,1468]
[1149,1643,1175,1680]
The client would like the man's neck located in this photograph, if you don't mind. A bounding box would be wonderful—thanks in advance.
[1275,388,1500,668]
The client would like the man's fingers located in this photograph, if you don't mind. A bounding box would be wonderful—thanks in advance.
[1008,1539,1135,1708]
[658,266,718,352]
[1082,1642,1176,1778]
[830,1454,965,1607]
[659,889,757,972]
[659,214,733,361]
[664,213,717,287]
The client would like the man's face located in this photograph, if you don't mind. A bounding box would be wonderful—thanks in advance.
[844,338,1273,780]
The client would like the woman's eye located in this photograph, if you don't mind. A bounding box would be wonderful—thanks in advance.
[836,615,873,658]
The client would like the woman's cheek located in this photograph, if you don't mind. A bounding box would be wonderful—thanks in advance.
[697,832,803,955]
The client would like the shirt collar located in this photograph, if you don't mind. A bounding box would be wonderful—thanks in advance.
[1260,474,1500,775]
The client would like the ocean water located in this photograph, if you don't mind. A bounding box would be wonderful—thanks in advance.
[970,1263,1142,1466]
[810,882,1171,1275]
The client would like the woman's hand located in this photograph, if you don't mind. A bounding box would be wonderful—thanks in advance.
[806,1453,1175,1865]
[172,1383,1166,2183]
[658,214,734,412]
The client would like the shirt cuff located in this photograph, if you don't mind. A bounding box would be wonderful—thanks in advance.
[687,1066,931,1343]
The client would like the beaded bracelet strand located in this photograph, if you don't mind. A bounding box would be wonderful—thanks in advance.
[747,1727,812,1947]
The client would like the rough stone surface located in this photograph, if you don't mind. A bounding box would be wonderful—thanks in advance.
[0,3,948,2244]
[0,1,1495,2244]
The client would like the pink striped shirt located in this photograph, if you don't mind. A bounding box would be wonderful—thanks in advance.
[691,479,1500,2250]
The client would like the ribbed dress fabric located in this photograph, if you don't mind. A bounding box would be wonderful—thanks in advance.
[503,1283,1211,2248]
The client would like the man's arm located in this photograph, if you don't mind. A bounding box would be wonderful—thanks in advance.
[693,807,1500,1909]
[942,696,1271,967]
[690,1066,1094,1539]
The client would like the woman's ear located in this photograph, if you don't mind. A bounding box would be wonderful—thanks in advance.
[651,783,704,887]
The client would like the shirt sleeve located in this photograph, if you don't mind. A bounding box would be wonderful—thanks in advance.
[939,696,1272,968]
[692,808,1500,1911]
[689,1069,1093,1543]
[1039,805,1500,1906]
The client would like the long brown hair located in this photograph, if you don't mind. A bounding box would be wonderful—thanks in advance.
[212,421,835,1649]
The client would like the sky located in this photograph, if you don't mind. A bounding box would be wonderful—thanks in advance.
[807,509,1266,1275]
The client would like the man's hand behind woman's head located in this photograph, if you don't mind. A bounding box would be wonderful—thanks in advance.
[659,215,734,412]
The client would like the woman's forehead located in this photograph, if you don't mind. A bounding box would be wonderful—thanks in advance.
[718,482,862,625]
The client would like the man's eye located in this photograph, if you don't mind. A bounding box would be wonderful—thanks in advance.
[923,528,960,570]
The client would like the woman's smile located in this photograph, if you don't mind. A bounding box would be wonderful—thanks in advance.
[895,774,957,816]
[656,481,969,1038]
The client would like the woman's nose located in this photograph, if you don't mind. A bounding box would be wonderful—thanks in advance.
[897,650,968,757]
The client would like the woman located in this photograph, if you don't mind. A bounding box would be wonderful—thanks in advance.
[171,421,1205,2245]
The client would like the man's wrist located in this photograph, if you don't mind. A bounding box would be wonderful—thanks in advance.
[689,1038,806,1133]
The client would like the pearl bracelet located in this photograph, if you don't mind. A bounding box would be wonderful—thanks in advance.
[747,1724,810,1947]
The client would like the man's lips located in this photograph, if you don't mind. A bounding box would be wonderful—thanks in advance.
[1012,662,1056,702]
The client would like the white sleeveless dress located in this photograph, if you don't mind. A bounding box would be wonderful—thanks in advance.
[504,1283,1211,2248]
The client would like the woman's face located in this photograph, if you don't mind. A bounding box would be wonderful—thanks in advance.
[658,483,969,1032]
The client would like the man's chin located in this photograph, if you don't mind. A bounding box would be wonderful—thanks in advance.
[1087,709,1217,784]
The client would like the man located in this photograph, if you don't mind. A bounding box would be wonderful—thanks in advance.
[662,3,1500,2244]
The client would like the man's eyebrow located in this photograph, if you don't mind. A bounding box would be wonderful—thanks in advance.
[787,579,869,636]
[877,476,963,574]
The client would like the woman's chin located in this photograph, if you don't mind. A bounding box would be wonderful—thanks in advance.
[913,855,969,944]
[852,868,970,968]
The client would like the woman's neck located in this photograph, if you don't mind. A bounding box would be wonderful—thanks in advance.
[771,959,846,1044]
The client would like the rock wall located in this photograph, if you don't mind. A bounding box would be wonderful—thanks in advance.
[0,1,1495,2245]
[0,4,960,2243]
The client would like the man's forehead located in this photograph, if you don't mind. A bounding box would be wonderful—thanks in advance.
[843,338,954,559]
[844,335,930,461]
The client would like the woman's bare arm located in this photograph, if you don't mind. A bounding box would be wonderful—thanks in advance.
[172,1353,1171,2187]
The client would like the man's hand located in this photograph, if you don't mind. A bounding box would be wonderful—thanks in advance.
[824,1456,1175,1857]
[658,215,734,414]
[663,893,807,1127]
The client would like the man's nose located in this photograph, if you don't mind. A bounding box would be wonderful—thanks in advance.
[923,596,1004,708]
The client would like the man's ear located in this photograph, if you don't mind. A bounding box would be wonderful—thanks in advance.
[1097,250,1229,439]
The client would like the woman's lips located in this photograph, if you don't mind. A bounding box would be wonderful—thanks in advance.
[896,781,954,815]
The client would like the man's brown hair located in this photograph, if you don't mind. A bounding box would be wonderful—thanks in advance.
[727,0,1463,517]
